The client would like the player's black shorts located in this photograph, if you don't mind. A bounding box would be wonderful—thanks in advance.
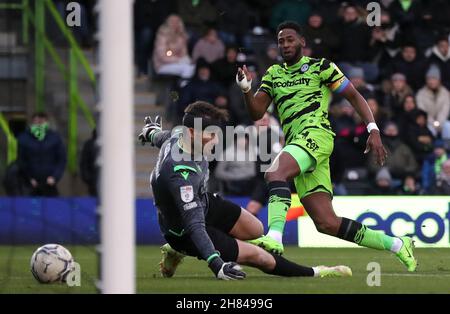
[164,193,242,262]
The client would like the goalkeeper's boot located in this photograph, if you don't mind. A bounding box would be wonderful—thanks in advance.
[395,236,417,272]
[248,235,284,255]
[159,243,185,278]
[315,265,353,278]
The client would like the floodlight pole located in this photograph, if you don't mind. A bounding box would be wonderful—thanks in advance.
[99,0,135,294]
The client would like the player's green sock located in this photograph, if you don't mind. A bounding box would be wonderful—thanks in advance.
[267,181,292,242]
[337,218,402,253]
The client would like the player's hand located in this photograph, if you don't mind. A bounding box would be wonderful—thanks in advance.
[364,130,388,166]
[209,256,246,280]
[236,65,252,93]
[138,115,162,146]
[216,262,246,280]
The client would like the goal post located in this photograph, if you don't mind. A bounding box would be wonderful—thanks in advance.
[99,0,135,294]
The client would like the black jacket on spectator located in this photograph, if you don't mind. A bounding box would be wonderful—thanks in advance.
[80,129,99,197]
[396,108,419,137]
[403,111,435,164]
[303,23,339,60]
[388,0,423,41]
[212,57,238,88]
[336,19,371,62]
[17,129,66,184]
[428,48,450,90]
[178,79,223,119]
[368,135,418,179]
[385,55,429,91]
[331,115,368,169]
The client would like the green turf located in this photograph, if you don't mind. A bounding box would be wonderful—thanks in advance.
[1,246,450,294]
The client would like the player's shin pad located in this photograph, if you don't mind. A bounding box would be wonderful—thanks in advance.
[267,181,291,234]
[337,217,395,251]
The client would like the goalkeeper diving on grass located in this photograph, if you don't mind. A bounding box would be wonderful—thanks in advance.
[139,101,352,280]
[236,21,417,272]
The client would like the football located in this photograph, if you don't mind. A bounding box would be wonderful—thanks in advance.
[30,244,75,284]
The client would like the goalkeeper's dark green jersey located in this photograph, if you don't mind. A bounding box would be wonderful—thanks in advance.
[258,56,350,143]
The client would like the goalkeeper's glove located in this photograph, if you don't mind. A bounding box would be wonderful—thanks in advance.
[236,66,252,93]
[208,255,246,280]
[138,115,162,146]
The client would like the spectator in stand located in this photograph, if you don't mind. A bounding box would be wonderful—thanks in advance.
[214,130,257,196]
[303,12,339,60]
[347,67,375,99]
[383,73,414,118]
[176,0,217,47]
[385,43,428,91]
[432,159,450,195]
[133,0,174,79]
[336,4,376,82]
[17,113,66,197]
[367,97,390,131]
[416,65,450,137]
[152,15,195,79]
[269,0,312,30]
[422,140,449,193]
[368,122,418,181]
[397,175,420,195]
[309,0,342,26]
[403,109,435,165]
[371,167,397,195]
[396,95,418,134]
[212,45,239,88]
[214,0,251,46]
[257,44,282,77]
[427,36,450,90]
[368,10,401,66]
[213,93,229,112]
[177,59,223,122]
[192,28,226,65]
[330,100,367,170]
[80,128,99,197]
[388,0,423,42]
[246,113,284,215]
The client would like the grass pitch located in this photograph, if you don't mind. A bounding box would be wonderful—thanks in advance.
[1,246,450,294]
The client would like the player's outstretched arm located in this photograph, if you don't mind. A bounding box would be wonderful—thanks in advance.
[236,65,272,121]
[341,83,388,166]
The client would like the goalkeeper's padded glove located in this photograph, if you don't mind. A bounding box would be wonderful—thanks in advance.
[236,69,252,93]
[208,255,246,280]
[138,115,162,146]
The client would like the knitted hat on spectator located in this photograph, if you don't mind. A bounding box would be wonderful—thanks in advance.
[376,167,392,182]
[391,73,406,81]
[426,65,441,80]
[348,67,364,79]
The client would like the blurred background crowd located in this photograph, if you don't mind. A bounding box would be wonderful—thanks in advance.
[2,0,450,200]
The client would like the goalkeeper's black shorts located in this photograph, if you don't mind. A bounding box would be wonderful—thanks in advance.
[164,193,241,262]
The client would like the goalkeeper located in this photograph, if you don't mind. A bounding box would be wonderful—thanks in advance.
[139,101,352,280]
[236,21,417,272]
